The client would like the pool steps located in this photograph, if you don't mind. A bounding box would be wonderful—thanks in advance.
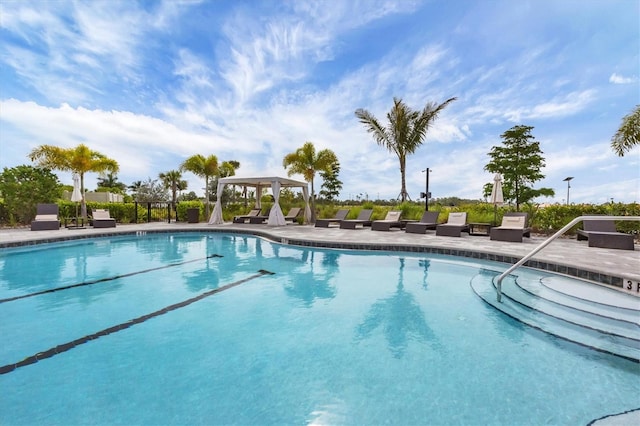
[471,273,640,362]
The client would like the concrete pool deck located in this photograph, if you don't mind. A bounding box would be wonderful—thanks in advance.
[1,221,639,297]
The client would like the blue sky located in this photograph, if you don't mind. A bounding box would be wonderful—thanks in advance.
[1,0,638,204]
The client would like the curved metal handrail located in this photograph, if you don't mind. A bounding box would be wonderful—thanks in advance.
[495,215,640,302]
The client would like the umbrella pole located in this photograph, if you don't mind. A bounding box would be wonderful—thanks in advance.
[493,204,497,226]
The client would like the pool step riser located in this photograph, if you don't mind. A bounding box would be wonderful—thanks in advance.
[470,275,640,362]
[517,276,640,326]
[503,281,640,342]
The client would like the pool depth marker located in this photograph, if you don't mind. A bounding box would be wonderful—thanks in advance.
[0,269,275,375]
[0,254,224,304]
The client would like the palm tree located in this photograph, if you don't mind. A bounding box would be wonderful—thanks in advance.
[29,143,119,217]
[283,141,338,222]
[611,105,639,156]
[159,170,183,206]
[355,96,457,202]
[180,154,218,218]
[96,172,126,193]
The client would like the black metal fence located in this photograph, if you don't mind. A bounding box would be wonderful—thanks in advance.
[134,202,178,223]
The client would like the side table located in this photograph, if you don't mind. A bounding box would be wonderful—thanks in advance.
[468,222,492,236]
[65,217,86,229]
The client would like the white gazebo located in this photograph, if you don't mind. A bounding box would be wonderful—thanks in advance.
[209,176,311,226]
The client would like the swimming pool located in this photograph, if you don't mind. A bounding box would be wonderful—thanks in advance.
[1,232,638,424]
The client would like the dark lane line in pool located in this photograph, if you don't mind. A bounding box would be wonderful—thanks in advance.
[0,269,276,375]
[0,254,224,304]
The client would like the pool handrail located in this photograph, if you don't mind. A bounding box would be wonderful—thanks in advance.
[495,215,640,302]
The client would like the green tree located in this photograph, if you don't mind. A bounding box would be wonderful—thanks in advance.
[0,165,62,224]
[159,170,184,205]
[96,172,126,193]
[611,105,639,156]
[211,160,240,203]
[28,144,119,218]
[283,142,338,222]
[319,160,343,201]
[135,178,169,202]
[484,125,554,210]
[355,96,457,201]
[180,154,219,218]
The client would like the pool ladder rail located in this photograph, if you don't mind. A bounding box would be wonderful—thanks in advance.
[471,272,640,361]
[495,215,640,302]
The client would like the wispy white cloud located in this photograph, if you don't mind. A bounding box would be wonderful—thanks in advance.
[609,73,637,84]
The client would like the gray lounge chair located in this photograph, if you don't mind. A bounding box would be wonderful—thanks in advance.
[435,212,468,237]
[284,207,302,223]
[315,209,350,228]
[371,211,403,231]
[233,208,261,223]
[92,209,116,228]
[340,209,373,229]
[30,203,61,231]
[405,211,440,234]
[576,219,634,250]
[248,207,271,224]
[490,212,531,243]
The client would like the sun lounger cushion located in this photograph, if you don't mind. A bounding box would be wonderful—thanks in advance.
[435,212,468,237]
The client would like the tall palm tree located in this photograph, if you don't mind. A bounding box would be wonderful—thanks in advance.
[29,143,119,217]
[158,170,183,206]
[180,154,218,218]
[611,105,639,157]
[283,142,338,222]
[355,96,457,202]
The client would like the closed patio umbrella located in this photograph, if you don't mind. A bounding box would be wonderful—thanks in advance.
[490,173,504,226]
[71,173,82,224]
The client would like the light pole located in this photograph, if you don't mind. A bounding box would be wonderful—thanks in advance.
[421,168,431,210]
[563,176,573,205]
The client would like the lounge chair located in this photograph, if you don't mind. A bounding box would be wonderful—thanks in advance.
[30,203,61,231]
[248,207,271,224]
[371,211,403,231]
[92,209,116,228]
[340,209,373,229]
[315,209,350,228]
[435,212,468,237]
[232,208,261,223]
[284,207,302,223]
[576,218,634,250]
[405,211,440,234]
[489,212,530,242]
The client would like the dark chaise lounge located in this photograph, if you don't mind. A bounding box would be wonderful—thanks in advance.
[315,209,350,228]
[405,211,439,234]
[284,207,302,223]
[248,207,271,224]
[92,209,116,228]
[233,208,261,223]
[577,219,634,250]
[339,209,373,229]
[371,211,403,231]
[30,203,61,231]
[489,212,531,243]
[435,212,468,237]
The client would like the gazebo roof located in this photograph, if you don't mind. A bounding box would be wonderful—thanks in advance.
[217,176,307,188]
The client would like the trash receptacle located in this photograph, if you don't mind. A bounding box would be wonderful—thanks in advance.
[187,208,199,223]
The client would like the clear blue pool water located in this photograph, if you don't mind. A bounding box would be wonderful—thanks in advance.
[0,232,638,425]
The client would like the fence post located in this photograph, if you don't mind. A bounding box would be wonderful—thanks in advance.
[167,204,171,223]
[134,201,138,223]
[147,203,151,223]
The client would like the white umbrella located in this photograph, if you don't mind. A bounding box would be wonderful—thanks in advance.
[71,173,82,223]
[490,173,504,225]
